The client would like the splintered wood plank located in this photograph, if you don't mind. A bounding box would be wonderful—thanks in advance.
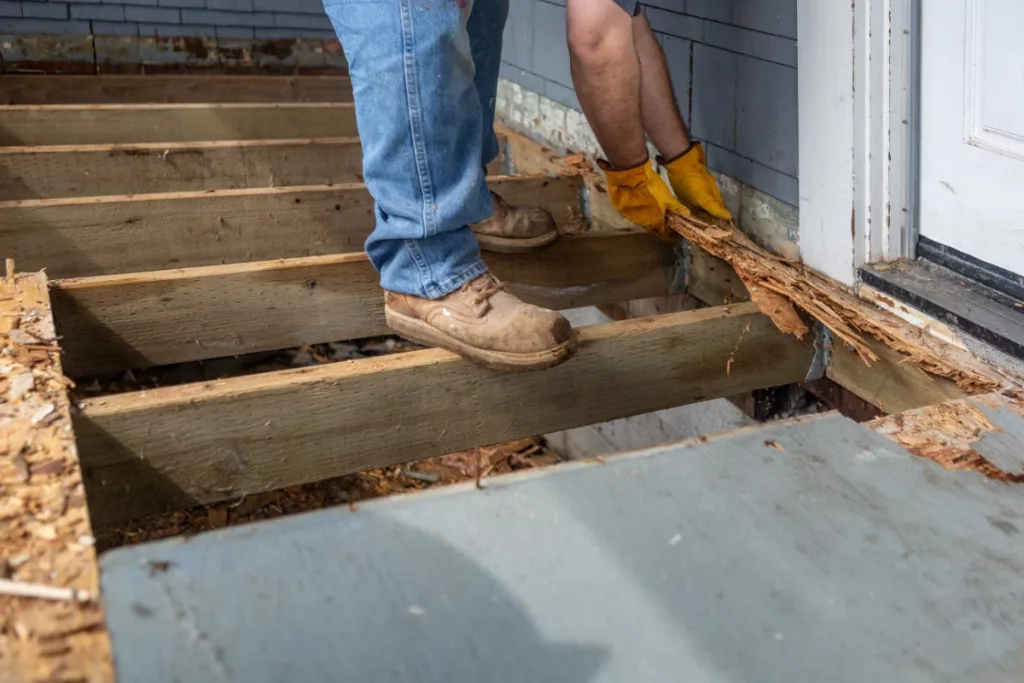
[0,74,354,105]
[870,390,1024,481]
[0,138,361,201]
[667,212,1003,401]
[74,303,816,524]
[53,233,675,377]
[1,175,583,277]
[0,270,112,682]
[0,103,358,146]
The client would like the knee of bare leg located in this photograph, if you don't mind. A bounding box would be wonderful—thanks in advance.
[567,18,623,68]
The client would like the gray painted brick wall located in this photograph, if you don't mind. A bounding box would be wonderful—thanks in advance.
[3,0,335,39]
[502,0,799,206]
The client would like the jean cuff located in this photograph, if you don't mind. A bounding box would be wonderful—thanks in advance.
[428,259,489,299]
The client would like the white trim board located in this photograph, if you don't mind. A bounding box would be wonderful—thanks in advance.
[798,0,916,284]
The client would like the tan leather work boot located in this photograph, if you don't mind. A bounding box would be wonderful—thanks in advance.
[384,273,576,372]
[471,191,559,253]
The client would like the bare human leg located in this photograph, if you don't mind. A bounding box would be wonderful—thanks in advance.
[632,15,691,160]
[630,13,733,220]
[565,0,647,169]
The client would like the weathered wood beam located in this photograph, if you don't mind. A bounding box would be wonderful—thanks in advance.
[0,103,358,146]
[0,138,362,200]
[53,233,675,376]
[826,337,966,414]
[0,74,353,105]
[1,175,583,277]
[0,270,112,682]
[75,302,816,524]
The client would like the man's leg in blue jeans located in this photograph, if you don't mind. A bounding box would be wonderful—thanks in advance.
[465,0,561,253]
[323,0,574,371]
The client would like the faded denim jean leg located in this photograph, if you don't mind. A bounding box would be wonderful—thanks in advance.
[323,0,508,299]
[469,0,510,169]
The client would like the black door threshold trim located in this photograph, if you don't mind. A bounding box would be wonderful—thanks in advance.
[917,236,1024,301]
[859,260,1024,360]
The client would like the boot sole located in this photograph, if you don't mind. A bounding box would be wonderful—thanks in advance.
[384,307,576,372]
[474,230,559,254]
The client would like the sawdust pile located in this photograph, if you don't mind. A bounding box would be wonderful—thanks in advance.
[667,212,1002,395]
[0,270,111,682]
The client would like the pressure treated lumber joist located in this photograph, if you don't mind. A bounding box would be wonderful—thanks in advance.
[826,338,966,415]
[74,302,816,524]
[0,270,112,681]
[53,233,675,377]
[0,138,362,201]
[0,103,358,146]
[1,175,582,277]
[0,74,354,105]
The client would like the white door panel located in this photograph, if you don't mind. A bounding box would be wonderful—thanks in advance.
[920,0,1024,275]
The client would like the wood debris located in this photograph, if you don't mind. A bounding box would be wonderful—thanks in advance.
[667,211,1003,395]
[870,391,1024,482]
[0,270,112,682]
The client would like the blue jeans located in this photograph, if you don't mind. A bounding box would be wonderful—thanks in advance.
[323,0,509,299]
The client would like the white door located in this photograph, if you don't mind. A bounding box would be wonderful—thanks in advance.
[920,0,1024,276]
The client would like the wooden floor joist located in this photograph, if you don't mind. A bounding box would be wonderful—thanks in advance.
[0,270,112,681]
[53,233,675,377]
[0,138,362,200]
[0,103,358,146]
[0,74,353,105]
[75,302,816,524]
[1,175,583,277]
[827,337,967,415]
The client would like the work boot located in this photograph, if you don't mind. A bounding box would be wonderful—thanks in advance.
[471,191,559,253]
[384,273,576,372]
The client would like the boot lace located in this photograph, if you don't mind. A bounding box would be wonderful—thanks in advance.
[463,274,506,306]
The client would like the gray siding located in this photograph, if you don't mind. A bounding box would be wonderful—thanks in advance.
[3,0,333,39]
[502,0,799,205]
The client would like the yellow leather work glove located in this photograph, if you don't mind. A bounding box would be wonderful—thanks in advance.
[598,158,689,242]
[659,142,733,221]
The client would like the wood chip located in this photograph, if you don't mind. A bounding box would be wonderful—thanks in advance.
[0,578,92,603]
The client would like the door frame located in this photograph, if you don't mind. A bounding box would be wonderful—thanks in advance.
[797,0,919,285]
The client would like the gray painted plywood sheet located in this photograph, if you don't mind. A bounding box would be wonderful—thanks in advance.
[100,414,1024,683]
[972,398,1024,475]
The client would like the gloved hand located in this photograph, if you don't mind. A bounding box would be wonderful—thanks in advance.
[598,158,689,242]
[659,142,733,221]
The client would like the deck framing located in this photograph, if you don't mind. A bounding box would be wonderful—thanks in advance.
[2,72,1019,682]
[75,303,816,524]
